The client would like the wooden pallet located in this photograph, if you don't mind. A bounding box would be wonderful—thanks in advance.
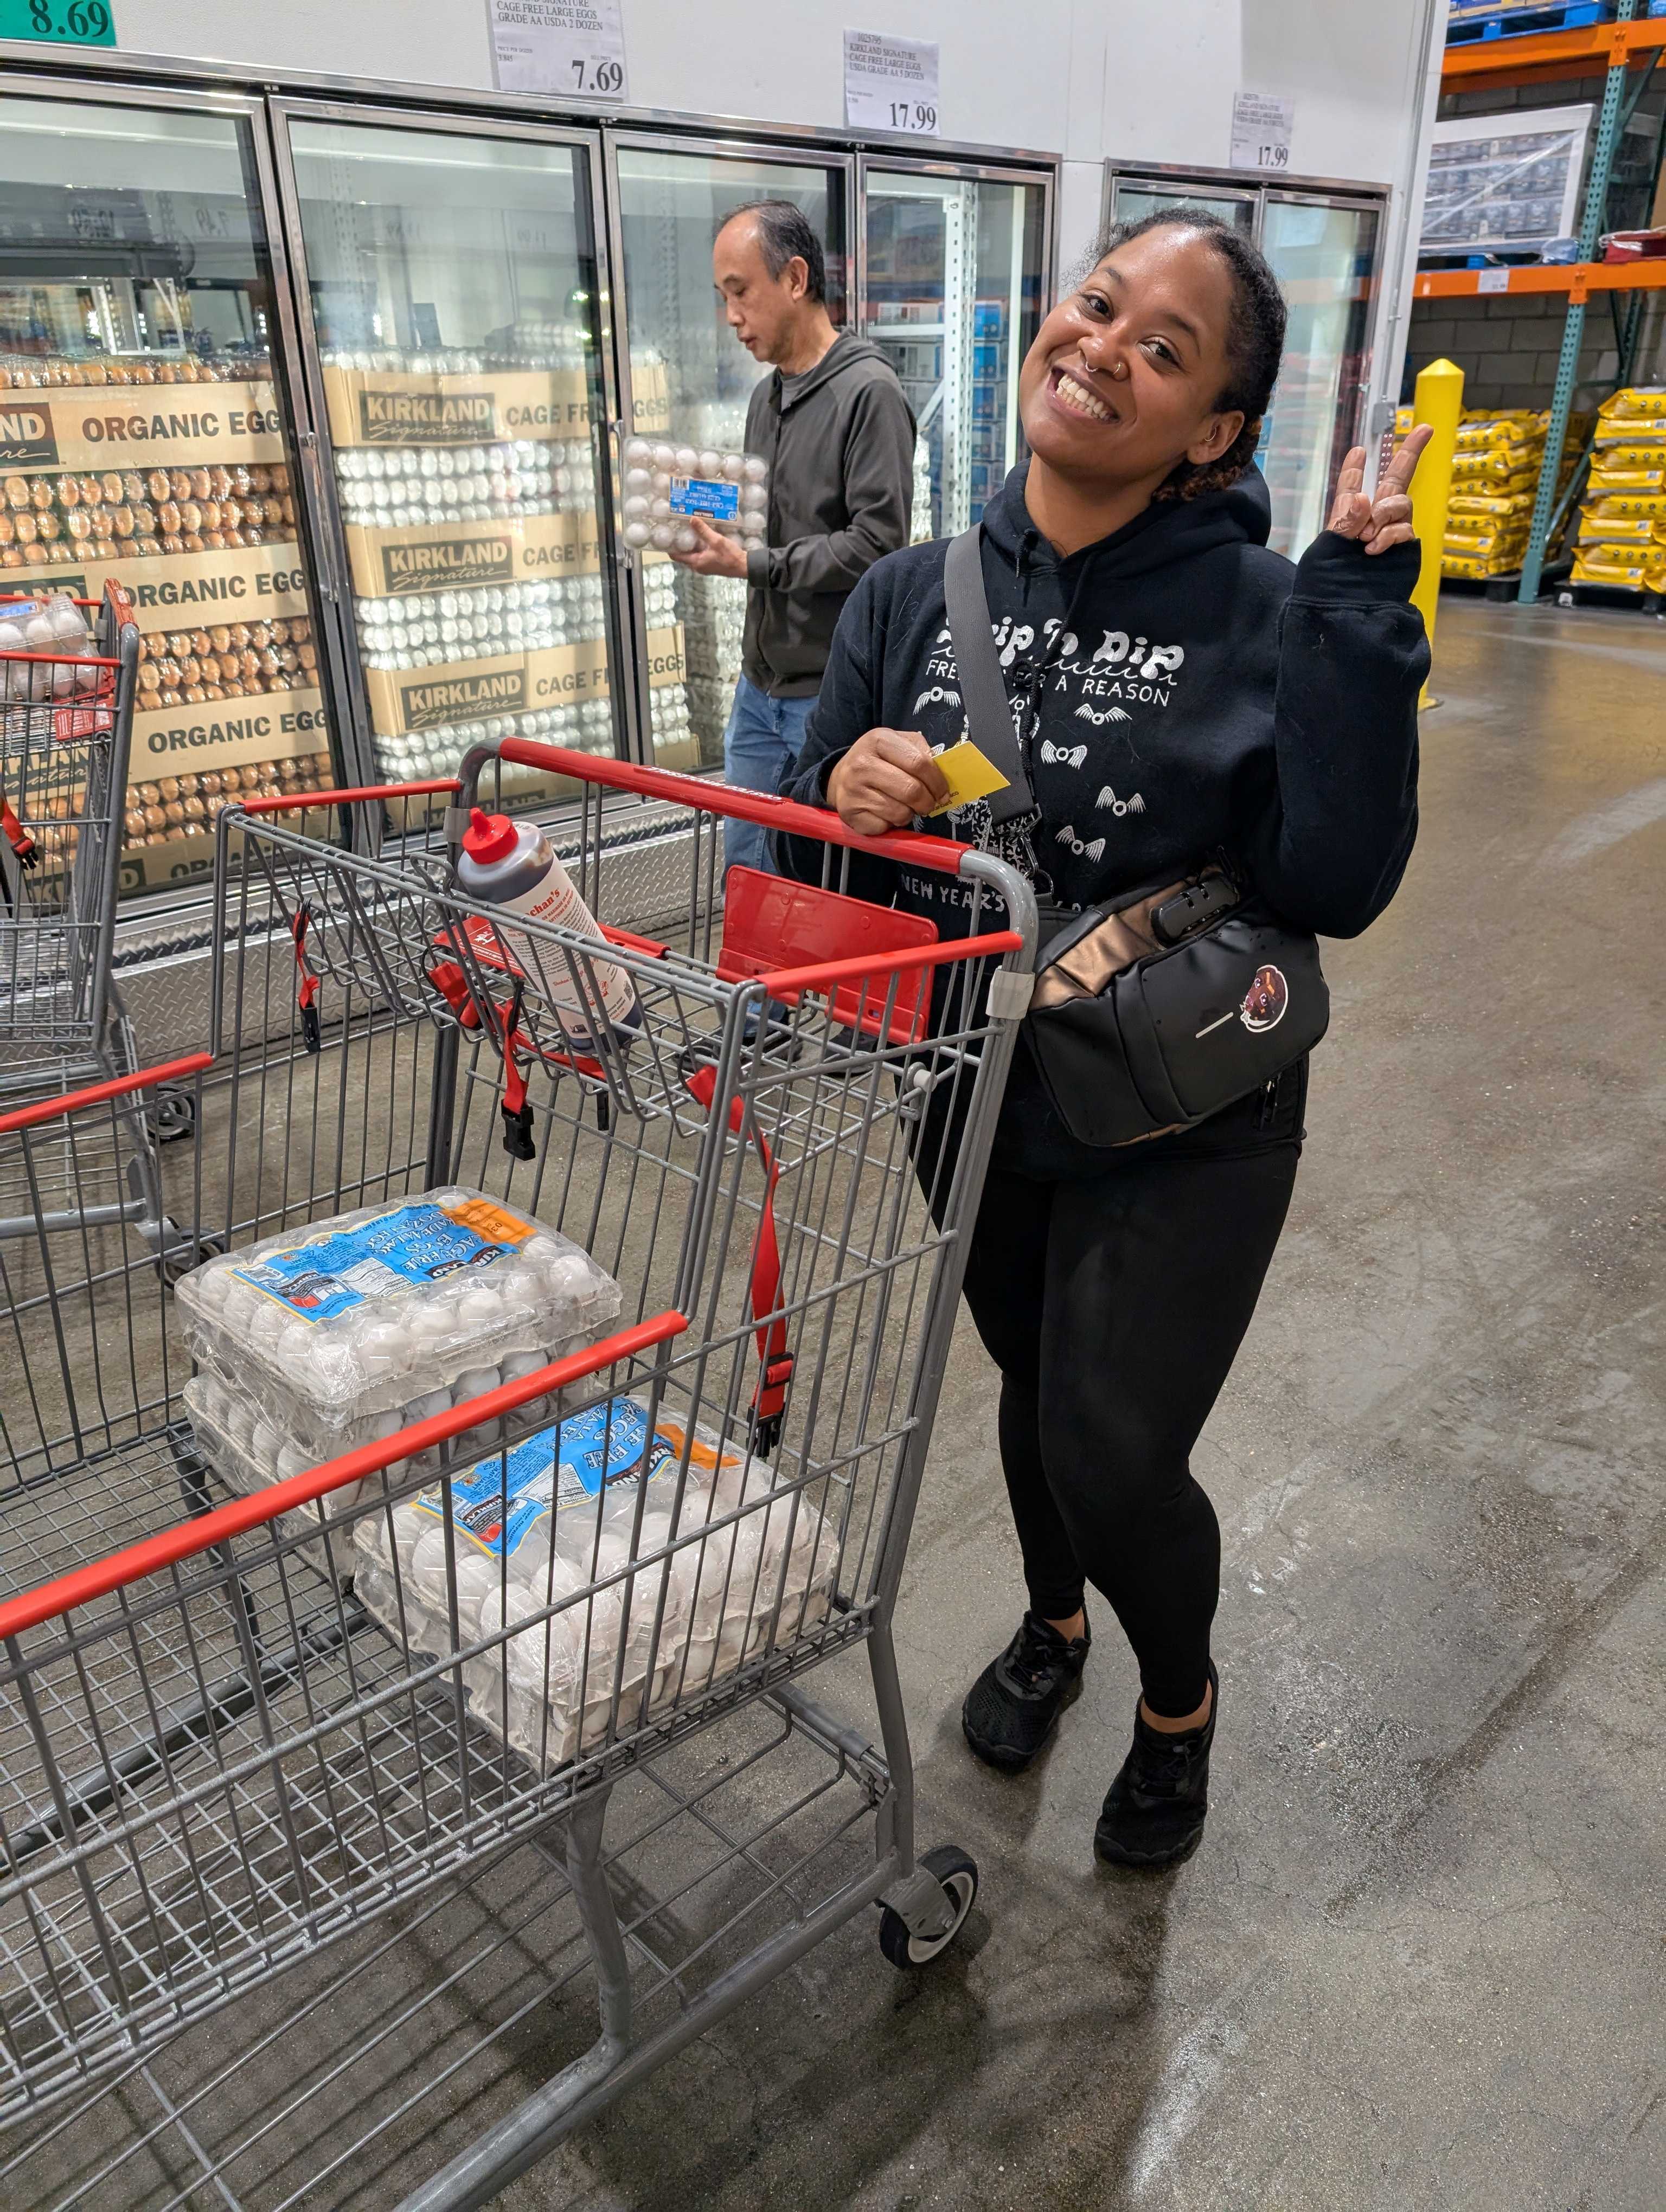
[1448,2,1606,43]
[1440,569,1540,601]
[1553,577,1666,612]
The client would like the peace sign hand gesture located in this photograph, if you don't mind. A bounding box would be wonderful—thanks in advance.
[1327,423,1434,556]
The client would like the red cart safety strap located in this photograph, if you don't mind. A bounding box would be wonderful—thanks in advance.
[1,793,35,870]
[684,1062,792,1452]
[496,979,537,1160]
[291,903,321,1052]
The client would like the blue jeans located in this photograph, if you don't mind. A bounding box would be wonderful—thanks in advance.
[722,674,818,877]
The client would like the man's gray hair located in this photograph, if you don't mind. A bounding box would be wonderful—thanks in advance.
[720,198,827,304]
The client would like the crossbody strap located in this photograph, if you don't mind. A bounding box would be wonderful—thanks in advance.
[942,526,1035,827]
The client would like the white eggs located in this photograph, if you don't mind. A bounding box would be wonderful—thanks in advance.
[452,1365,502,1407]
[456,1286,504,1328]
[673,526,699,553]
[623,466,653,494]
[674,445,698,473]
[740,482,767,512]
[697,449,721,477]
[720,453,745,482]
[650,523,676,550]
[651,443,676,470]
[742,454,768,482]
[623,520,652,548]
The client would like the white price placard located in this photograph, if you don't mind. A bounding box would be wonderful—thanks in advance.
[1229,91,1295,173]
[844,29,940,136]
[488,0,627,100]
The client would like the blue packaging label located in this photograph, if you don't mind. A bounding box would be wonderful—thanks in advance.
[233,1197,534,1324]
[412,1396,746,1558]
[669,475,740,524]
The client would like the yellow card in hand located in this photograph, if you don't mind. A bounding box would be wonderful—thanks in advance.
[928,740,1010,816]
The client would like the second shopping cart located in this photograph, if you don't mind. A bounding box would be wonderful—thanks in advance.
[0,742,1037,2208]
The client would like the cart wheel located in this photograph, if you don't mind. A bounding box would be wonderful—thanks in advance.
[149,1088,196,1143]
[1556,590,1575,608]
[157,1229,223,1287]
[877,1845,979,1970]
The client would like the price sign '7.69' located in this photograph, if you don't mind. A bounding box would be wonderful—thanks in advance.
[487,0,629,101]
[844,30,940,137]
[0,0,117,44]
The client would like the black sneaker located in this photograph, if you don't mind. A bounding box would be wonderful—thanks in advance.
[1094,1662,1218,1868]
[962,1610,1091,1772]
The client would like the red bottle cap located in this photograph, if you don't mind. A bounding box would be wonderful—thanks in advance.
[462,806,518,866]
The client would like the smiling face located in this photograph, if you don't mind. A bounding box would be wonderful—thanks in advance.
[1018,224,1247,494]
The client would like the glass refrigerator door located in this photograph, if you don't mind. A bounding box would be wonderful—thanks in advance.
[1258,197,1380,557]
[861,168,1047,539]
[1108,178,1257,234]
[282,114,614,814]
[612,145,847,770]
[0,90,335,900]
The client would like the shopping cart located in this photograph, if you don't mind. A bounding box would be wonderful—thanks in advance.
[0,747,1037,2208]
[0,583,178,1261]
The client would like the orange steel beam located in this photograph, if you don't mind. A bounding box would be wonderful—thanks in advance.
[1414,259,1666,301]
[1443,16,1666,89]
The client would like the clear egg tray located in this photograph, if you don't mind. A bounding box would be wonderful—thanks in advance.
[617,436,768,556]
[352,1394,837,1773]
[174,1189,623,1437]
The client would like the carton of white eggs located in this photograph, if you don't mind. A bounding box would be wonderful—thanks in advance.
[176,1189,624,1484]
[351,1392,838,1771]
[617,438,769,558]
[0,593,100,703]
[183,1372,370,1578]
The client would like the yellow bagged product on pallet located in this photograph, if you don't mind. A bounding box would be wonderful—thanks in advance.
[1597,387,1666,421]
[1592,421,1666,452]
[1447,488,1535,518]
[1590,442,1666,473]
[1450,448,1541,484]
[1575,512,1657,545]
[1442,550,1521,580]
[1456,411,1546,452]
[1569,547,1666,590]
[1584,488,1666,520]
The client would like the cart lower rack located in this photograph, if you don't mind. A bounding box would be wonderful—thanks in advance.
[0,747,1037,2208]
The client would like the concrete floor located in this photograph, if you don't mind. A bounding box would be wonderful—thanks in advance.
[499,596,1666,2212]
[12,596,1665,2210]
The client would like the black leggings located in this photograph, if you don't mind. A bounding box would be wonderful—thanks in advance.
[954,1077,1302,1718]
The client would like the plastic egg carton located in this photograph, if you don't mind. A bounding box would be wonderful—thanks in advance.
[618,438,768,557]
[0,592,100,701]
[184,1372,367,1579]
[352,1395,838,1773]
[175,1190,623,1463]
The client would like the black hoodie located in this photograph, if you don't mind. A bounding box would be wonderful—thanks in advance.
[775,459,1428,1175]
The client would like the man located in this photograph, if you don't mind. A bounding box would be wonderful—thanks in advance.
[670,198,916,874]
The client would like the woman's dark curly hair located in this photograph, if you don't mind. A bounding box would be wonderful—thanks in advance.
[1078,207,1286,501]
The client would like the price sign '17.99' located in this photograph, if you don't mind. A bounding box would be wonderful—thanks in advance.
[843,30,940,137]
[0,0,116,44]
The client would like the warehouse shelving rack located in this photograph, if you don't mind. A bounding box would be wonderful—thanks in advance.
[1433,0,1666,601]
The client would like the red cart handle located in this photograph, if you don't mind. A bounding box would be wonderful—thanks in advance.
[493,739,977,879]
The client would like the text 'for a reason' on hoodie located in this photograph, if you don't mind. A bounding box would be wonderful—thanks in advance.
[776,459,1428,945]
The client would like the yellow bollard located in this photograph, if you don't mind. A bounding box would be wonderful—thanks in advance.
[1406,356,1464,710]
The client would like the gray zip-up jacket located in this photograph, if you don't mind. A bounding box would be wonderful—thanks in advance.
[741,332,915,698]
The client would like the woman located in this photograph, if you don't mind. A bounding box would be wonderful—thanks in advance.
[776,210,1430,1867]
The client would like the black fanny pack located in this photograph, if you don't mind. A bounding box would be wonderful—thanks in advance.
[943,526,1328,1148]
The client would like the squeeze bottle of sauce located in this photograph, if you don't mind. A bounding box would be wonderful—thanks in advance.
[456,806,640,1040]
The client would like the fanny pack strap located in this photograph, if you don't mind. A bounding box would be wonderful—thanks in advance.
[943,526,1036,828]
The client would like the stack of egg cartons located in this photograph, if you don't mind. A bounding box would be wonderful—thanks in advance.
[176,1190,623,1578]
[352,1392,838,1770]
[1572,387,1666,595]
[1440,409,1550,580]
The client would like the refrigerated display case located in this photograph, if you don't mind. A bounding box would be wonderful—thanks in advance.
[274,109,621,815]
[0,83,337,898]
[1105,167,1385,559]
[611,142,848,769]
[860,164,1048,539]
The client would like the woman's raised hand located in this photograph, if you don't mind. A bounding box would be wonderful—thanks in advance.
[1327,423,1434,555]
[826,728,950,836]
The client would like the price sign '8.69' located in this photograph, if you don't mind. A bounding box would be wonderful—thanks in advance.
[0,0,117,43]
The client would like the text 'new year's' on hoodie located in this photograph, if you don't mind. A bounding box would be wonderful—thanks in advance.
[777,458,1428,943]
